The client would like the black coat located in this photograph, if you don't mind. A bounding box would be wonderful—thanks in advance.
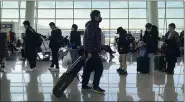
[70,31,81,49]
[83,21,101,53]
[143,29,158,54]
[0,32,9,58]
[49,27,62,49]
[24,26,37,59]
[117,34,129,54]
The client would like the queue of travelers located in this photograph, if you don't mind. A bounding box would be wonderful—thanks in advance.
[0,10,184,94]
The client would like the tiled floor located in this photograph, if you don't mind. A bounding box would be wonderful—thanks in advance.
[0,53,184,101]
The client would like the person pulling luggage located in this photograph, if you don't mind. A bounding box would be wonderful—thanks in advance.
[82,10,105,93]
[48,22,62,72]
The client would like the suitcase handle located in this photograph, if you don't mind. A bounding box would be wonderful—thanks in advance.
[66,56,84,74]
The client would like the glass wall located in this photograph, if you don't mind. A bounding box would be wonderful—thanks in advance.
[158,1,184,36]
[1,0,184,44]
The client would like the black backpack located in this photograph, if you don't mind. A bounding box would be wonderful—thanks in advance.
[29,28,43,47]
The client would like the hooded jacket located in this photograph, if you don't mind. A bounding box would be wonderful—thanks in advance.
[83,21,101,53]
[49,27,62,48]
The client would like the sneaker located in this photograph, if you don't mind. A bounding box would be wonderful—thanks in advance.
[117,68,122,72]
[92,87,105,94]
[82,86,91,90]
[51,68,59,72]
[118,70,128,75]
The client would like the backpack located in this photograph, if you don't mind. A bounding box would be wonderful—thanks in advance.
[29,28,43,47]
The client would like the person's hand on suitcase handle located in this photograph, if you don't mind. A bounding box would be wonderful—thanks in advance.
[88,53,92,58]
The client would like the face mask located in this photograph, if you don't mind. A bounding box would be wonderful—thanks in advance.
[98,17,102,23]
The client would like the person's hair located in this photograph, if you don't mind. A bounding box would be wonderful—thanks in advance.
[169,23,176,29]
[90,10,100,20]
[23,20,30,26]
[49,22,56,27]
[72,24,78,30]
[145,23,152,29]
[152,25,158,30]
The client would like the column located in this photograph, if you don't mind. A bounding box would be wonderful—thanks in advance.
[25,1,35,27]
[147,1,158,27]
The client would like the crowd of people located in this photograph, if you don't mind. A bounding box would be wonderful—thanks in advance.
[0,10,184,94]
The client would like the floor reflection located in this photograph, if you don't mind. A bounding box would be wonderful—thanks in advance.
[0,54,184,101]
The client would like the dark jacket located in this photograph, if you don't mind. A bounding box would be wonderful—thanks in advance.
[143,27,159,54]
[166,31,180,62]
[117,33,129,54]
[49,27,62,49]
[24,26,37,59]
[70,31,81,49]
[0,32,9,58]
[83,21,101,53]
[9,31,16,43]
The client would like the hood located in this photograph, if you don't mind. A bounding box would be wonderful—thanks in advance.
[85,21,91,28]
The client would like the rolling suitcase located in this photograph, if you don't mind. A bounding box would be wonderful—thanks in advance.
[52,56,85,98]
[137,57,150,74]
[154,55,166,71]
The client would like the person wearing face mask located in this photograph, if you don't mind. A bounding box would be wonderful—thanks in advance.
[143,23,159,73]
[82,10,105,93]
[70,24,81,49]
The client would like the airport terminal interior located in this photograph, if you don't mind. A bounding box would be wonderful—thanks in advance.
[0,0,184,101]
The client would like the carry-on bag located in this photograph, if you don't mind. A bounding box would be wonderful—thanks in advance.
[154,55,166,71]
[137,57,150,74]
[52,56,85,98]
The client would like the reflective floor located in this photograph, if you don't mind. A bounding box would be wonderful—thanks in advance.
[0,53,184,101]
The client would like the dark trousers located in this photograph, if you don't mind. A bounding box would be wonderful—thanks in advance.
[51,47,59,68]
[166,55,177,73]
[21,49,25,58]
[28,55,36,69]
[82,52,103,88]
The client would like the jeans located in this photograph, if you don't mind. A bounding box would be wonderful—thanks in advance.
[51,47,59,68]
[82,52,103,88]
[148,53,155,73]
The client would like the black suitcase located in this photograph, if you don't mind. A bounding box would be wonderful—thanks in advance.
[52,56,85,98]
[137,57,150,74]
[154,55,166,71]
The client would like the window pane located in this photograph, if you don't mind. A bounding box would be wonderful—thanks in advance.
[110,9,128,18]
[92,9,109,18]
[158,9,165,18]
[56,1,73,8]
[129,1,146,8]
[74,9,91,18]
[20,9,25,18]
[74,19,90,29]
[158,19,167,29]
[62,30,71,37]
[38,9,55,18]
[56,19,73,29]
[110,1,128,8]
[100,19,109,29]
[92,1,109,8]
[110,19,128,29]
[20,1,26,8]
[56,9,73,18]
[2,1,18,8]
[2,9,19,18]
[74,1,91,8]
[37,29,51,35]
[129,19,146,29]
[158,1,165,8]
[166,9,184,18]
[129,9,146,18]
[37,19,55,29]
[38,1,55,8]
[167,19,184,29]
[166,1,183,7]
